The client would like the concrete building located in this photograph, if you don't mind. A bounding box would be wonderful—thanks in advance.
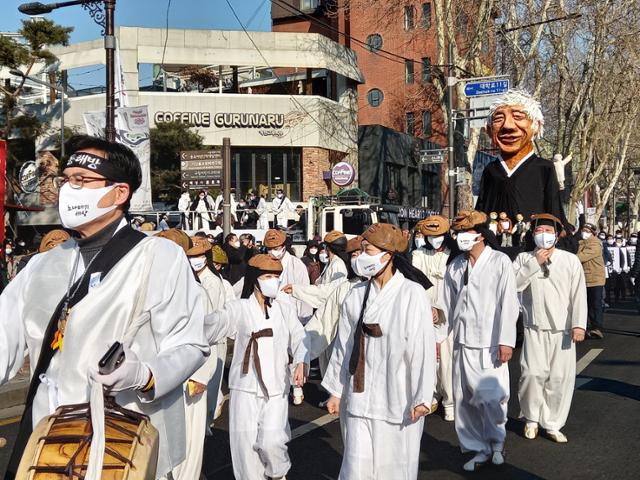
[39,26,363,203]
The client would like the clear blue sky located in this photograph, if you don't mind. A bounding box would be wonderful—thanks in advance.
[1,0,272,87]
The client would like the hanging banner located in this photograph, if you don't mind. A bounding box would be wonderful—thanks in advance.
[0,140,6,246]
[83,106,153,211]
[114,38,128,108]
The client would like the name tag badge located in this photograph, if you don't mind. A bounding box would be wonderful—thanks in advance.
[89,272,102,290]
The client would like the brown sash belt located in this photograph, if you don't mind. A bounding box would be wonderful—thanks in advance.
[350,322,383,393]
[242,328,274,397]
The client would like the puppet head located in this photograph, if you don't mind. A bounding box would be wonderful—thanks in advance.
[516,213,524,222]
[487,89,544,158]
[499,212,508,220]
[489,211,498,221]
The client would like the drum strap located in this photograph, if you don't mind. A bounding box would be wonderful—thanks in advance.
[5,226,146,479]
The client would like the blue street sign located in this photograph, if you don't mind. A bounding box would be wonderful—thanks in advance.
[464,79,510,97]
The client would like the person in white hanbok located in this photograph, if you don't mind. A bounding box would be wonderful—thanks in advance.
[251,191,270,230]
[272,189,294,228]
[412,215,455,421]
[441,210,519,472]
[513,213,587,444]
[191,190,215,230]
[282,230,349,311]
[178,191,191,229]
[0,136,209,479]
[263,229,313,322]
[205,254,308,480]
[323,223,436,480]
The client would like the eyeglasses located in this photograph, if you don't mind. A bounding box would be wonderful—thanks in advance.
[55,174,114,190]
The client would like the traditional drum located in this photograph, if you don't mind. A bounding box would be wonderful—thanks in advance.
[16,397,158,480]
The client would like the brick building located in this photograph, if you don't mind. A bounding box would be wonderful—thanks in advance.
[272,0,445,209]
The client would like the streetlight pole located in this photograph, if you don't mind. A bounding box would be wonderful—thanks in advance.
[447,42,456,220]
[18,0,116,141]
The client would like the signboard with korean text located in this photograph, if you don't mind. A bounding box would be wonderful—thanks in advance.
[180,149,223,189]
[464,77,510,97]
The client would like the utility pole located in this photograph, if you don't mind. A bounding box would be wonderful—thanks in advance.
[0,140,6,248]
[447,42,456,220]
[222,137,232,237]
[104,0,116,141]
[60,70,67,158]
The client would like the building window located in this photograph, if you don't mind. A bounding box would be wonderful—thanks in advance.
[406,112,415,135]
[300,0,319,11]
[366,33,383,52]
[404,5,415,30]
[405,60,414,84]
[367,88,384,107]
[422,3,432,29]
[422,110,432,136]
[421,57,431,82]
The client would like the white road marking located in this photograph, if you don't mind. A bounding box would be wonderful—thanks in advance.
[576,348,603,375]
[291,413,338,439]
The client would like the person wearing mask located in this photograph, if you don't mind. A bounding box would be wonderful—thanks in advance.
[178,191,191,229]
[513,214,587,443]
[323,223,435,479]
[272,189,294,229]
[625,233,637,295]
[17,230,71,275]
[412,215,455,421]
[291,205,308,238]
[252,191,269,230]
[204,254,308,480]
[3,241,17,281]
[282,231,349,310]
[222,233,247,287]
[628,243,640,314]
[239,233,257,259]
[158,213,170,231]
[191,190,216,230]
[605,234,626,306]
[0,135,209,479]
[263,229,312,322]
[441,210,519,472]
[577,223,607,338]
[301,240,322,284]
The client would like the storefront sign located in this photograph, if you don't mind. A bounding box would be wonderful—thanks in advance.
[180,149,222,189]
[213,113,285,129]
[331,162,355,187]
[154,111,211,127]
[19,161,39,194]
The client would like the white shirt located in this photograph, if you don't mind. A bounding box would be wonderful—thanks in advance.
[322,271,436,424]
[277,251,313,321]
[205,295,307,397]
[514,249,587,332]
[441,246,519,348]
[292,254,348,309]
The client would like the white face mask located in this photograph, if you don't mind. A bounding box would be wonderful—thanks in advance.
[5,248,12,256]
[630,238,637,246]
[456,232,481,252]
[269,246,286,259]
[189,256,207,272]
[258,277,280,299]
[277,193,283,199]
[606,239,614,245]
[309,247,318,255]
[232,241,241,249]
[534,232,557,250]
[58,183,117,229]
[414,237,425,249]
[427,235,445,250]
[355,251,389,278]
[350,256,362,277]
[319,252,329,264]
[581,231,592,240]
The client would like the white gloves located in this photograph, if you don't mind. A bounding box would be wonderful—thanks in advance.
[631,277,636,286]
[90,345,151,393]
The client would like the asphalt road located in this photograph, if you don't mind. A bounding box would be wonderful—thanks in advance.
[1,302,639,480]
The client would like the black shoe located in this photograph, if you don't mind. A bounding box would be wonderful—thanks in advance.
[590,329,604,339]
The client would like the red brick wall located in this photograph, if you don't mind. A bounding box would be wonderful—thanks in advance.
[301,147,332,200]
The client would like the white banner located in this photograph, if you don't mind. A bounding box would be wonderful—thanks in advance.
[82,106,153,211]
[114,39,128,108]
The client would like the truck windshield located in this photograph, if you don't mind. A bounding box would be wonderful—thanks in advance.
[341,209,372,235]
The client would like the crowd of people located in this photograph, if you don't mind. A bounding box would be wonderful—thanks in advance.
[0,87,637,480]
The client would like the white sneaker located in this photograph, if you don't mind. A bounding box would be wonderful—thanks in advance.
[492,450,505,465]
[443,405,455,422]
[463,453,490,472]
[546,430,568,443]
[524,422,539,440]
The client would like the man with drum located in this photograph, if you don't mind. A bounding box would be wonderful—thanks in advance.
[0,135,209,479]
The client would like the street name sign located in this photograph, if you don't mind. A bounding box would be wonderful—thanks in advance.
[180,149,222,189]
[464,78,510,97]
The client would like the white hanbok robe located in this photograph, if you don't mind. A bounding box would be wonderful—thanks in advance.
[412,247,453,408]
[514,249,587,431]
[272,196,294,228]
[277,251,313,322]
[322,271,436,479]
[292,254,348,309]
[441,246,519,455]
[205,296,308,480]
[0,227,209,478]
[174,268,227,480]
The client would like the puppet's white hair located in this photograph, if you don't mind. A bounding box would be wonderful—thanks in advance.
[487,89,545,139]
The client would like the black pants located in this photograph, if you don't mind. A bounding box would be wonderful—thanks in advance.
[587,286,604,330]
[606,273,626,305]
